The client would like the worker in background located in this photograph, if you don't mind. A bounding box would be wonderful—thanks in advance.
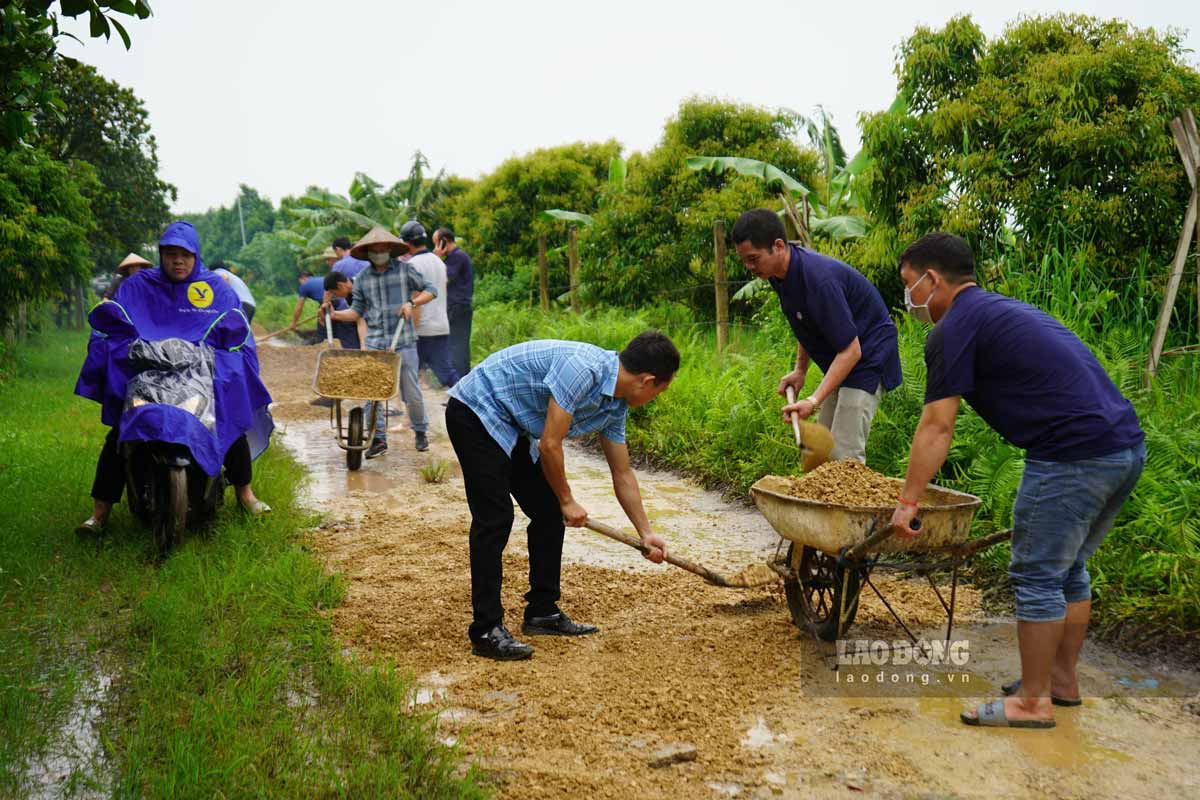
[102,252,153,300]
[401,220,460,388]
[433,226,474,377]
[210,260,257,322]
[289,270,329,343]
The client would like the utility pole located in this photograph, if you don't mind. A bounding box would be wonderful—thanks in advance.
[236,193,247,247]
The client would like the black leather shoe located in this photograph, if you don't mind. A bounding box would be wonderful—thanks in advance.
[471,624,533,661]
[522,611,598,637]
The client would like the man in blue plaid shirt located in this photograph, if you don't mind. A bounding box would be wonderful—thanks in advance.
[446,332,680,661]
[326,226,436,455]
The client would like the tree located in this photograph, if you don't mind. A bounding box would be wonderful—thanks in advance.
[1,1,153,146]
[0,147,98,327]
[581,98,819,307]
[35,58,176,273]
[186,185,276,265]
[856,14,1200,278]
[449,140,622,277]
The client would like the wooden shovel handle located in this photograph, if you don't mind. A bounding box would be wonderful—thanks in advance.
[785,386,803,447]
[256,313,317,343]
[583,520,730,587]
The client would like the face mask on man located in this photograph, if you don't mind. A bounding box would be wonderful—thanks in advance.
[904,271,936,324]
[368,250,391,266]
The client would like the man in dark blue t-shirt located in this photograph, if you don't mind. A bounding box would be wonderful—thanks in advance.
[732,209,902,462]
[889,232,1144,731]
[289,271,329,343]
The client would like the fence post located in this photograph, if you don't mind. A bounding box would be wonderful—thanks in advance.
[568,226,580,313]
[713,220,729,353]
[538,235,549,312]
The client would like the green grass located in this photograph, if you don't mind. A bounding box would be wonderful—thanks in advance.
[253,293,299,336]
[0,331,485,798]
[468,253,1200,638]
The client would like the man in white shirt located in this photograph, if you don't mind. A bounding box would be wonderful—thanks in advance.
[400,220,460,388]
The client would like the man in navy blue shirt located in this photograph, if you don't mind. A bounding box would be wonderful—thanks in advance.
[732,209,902,462]
[889,233,1144,730]
[331,235,369,281]
[434,227,474,377]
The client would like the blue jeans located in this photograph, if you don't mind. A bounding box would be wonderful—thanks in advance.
[1009,442,1145,622]
[364,344,426,442]
[417,334,460,388]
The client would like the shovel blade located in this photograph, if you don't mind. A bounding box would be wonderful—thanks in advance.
[798,420,834,472]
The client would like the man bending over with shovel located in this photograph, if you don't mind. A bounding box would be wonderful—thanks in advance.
[732,209,902,463]
[445,332,679,660]
[889,233,1144,729]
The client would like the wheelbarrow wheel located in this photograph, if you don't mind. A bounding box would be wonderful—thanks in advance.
[783,543,861,642]
[346,407,364,471]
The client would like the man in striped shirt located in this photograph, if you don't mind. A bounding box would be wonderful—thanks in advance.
[446,332,680,661]
[326,226,436,455]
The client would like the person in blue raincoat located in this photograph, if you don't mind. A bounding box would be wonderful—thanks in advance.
[74,221,275,536]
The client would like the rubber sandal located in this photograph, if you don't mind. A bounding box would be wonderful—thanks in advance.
[1001,678,1083,707]
[961,699,1055,728]
[75,518,105,538]
[240,500,272,516]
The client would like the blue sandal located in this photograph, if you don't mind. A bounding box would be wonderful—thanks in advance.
[961,699,1055,729]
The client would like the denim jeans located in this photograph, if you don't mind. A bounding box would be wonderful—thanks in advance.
[448,303,473,377]
[1009,442,1146,622]
[364,344,426,442]
[417,334,460,388]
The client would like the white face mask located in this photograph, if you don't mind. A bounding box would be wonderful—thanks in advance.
[367,250,391,266]
[904,272,935,324]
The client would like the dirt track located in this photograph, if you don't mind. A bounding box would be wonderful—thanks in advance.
[260,342,1200,799]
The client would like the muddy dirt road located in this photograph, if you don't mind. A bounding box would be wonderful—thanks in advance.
[260,342,1200,799]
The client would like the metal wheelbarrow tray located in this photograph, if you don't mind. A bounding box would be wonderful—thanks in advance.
[312,349,401,471]
[749,475,1011,646]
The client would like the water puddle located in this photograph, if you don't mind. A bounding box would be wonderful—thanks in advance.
[278,419,404,506]
[23,666,113,799]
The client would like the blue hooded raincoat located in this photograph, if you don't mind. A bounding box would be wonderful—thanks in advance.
[75,221,274,476]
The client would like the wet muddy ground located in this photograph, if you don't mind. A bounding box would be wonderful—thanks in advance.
[260,342,1200,799]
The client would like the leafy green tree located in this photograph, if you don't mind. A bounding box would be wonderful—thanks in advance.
[449,140,622,276]
[581,98,819,307]
[856,14,1200,278]
[0,147,98,327]
[1,1,152,146]
[35,58,176,273]
[186,185,276,265]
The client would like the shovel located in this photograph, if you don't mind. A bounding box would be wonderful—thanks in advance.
[785,386,834,472]
[584,520,779,588]
[323,309,341,348]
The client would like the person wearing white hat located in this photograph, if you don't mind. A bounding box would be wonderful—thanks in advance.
[324,225,437,455]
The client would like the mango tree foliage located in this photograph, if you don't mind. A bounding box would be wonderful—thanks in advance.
[577,99,818,308]
[0,0,152,146]
[448,140,622,277]
[0,147,98,327]
[856,13,1200,277]
[35,59,176,273]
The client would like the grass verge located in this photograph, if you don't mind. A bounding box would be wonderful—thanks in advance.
[0,330,485,798]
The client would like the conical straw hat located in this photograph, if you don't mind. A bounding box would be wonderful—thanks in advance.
[117,252,153,274]
[319,247,338,261]
[350,225,408,260]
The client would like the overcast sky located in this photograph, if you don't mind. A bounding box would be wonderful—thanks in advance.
[60,0,1199,214]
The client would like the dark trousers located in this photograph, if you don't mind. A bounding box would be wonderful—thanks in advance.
[445,397,565,640]
[448,303,473,377]
[417,334,460,388]
[92,427,253,503]
[332,319,360,349]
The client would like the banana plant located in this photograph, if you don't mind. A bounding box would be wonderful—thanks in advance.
[541,155,626,225]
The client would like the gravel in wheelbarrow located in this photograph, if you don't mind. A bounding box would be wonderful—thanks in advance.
[313,349,400,402]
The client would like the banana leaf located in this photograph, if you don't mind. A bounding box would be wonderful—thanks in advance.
[810,215,868,239]
[685,156,811,198]
[541,209,595,226]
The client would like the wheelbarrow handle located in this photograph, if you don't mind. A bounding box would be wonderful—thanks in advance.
[583,520,731,587]
[325,308,334,344]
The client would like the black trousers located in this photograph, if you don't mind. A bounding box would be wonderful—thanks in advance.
[92,427,253,503]
[445,397,565,640]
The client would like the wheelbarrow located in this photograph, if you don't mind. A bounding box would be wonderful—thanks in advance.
[311,315,404,470]
[749,475,1011,647]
